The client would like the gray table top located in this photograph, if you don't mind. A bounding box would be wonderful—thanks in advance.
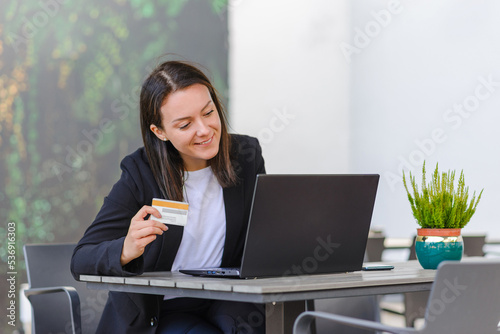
[81,260,440,303]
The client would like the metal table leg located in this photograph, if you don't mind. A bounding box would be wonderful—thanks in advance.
[265,300,306,333]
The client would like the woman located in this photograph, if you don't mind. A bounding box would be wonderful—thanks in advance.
[71,60,266,333]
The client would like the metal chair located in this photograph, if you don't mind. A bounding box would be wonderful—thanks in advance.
[314,296,380,334]
[294,260,500,334]
[311,234,384,333]
[24,243,107,334]
[381,236,428,327]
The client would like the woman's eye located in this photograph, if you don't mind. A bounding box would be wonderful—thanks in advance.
[205,110,214,117]
[179,123,190,130]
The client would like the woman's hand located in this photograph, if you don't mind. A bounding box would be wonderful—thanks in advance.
[121,205,168,266]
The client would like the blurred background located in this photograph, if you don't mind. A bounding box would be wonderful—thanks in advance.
[0,0,229,331]
[2,0,500,332]
[230,0,500,239]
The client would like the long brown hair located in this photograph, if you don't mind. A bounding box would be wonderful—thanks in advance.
[140,60,237,201]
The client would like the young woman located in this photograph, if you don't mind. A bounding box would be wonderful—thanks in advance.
[71,60,266,333]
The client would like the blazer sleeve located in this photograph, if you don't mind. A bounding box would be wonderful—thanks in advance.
[255,138,266,175]
[71,154,151,279]
[232,134,266,177]
[220,135,266,267]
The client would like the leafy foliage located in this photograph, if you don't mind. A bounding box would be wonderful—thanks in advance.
[0,0,228,254]
[0,1,228,330]
[403,162,483,229]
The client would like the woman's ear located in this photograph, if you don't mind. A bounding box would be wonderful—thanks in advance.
[150,124,168,141]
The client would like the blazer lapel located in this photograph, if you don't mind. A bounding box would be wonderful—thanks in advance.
[153,171,247,269]
[153,224,184,271]
[221,179,245,266]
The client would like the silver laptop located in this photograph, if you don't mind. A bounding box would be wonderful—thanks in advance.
[180,174,379,278]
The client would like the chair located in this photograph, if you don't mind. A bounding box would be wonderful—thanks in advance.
[381,236,428,327]
[311,234,383,333]
[24,243,107,334]
[462,235,486,257]
[294,260,500,334]
[314,296,380,334]
[365,235,386,262]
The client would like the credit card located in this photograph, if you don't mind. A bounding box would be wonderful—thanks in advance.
[152,198,189,226]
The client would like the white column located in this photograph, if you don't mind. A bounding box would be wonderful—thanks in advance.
[229,0,351,174]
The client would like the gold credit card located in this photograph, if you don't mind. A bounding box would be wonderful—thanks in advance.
[152,198,189,226]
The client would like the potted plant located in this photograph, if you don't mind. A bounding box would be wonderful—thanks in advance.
[403,162,483,269]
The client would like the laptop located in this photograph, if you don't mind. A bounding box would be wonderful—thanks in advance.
[179,174,379,278]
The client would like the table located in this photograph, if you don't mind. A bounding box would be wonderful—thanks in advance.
[81,260,436,334]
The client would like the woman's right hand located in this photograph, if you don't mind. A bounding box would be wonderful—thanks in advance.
[121,205,168,266]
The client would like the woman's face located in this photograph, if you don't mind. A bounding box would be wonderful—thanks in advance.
[150,83,222,171]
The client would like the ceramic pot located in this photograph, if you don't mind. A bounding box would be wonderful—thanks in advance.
[415,228,463,269]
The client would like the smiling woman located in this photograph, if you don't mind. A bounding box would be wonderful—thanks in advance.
[150,84,222,171]
[140,61,237,202]
[71,60,266,334]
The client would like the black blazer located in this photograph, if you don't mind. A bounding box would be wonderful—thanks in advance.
[71,134,265,333]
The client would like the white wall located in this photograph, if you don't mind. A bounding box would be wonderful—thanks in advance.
[229,0,351,173]
[230,0,500,238]
[348,0,500,238]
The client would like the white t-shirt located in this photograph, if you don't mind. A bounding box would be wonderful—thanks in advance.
[170,166,226,272]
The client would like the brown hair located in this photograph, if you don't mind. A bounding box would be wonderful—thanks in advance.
[140,60,236,201]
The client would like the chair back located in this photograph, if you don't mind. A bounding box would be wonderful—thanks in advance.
[462,235,486,257]
[421,261,500,334]
[24,243,107,334]
[408,235,417,260]
[365,236,386,262]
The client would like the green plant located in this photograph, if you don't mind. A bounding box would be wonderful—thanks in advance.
[403,162,483,229]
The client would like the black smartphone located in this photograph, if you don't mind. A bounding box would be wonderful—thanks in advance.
[362,265,394,271]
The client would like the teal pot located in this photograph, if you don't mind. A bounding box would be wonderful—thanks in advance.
[415,228,463,269]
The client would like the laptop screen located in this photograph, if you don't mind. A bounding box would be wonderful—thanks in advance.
[239,174,379,278]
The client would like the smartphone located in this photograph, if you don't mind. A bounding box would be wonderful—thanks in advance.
[362,265,394,271]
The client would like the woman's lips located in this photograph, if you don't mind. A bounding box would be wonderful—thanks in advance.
[195,135,214,145]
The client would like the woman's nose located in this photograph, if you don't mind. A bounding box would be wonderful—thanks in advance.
[195,119,210,136]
